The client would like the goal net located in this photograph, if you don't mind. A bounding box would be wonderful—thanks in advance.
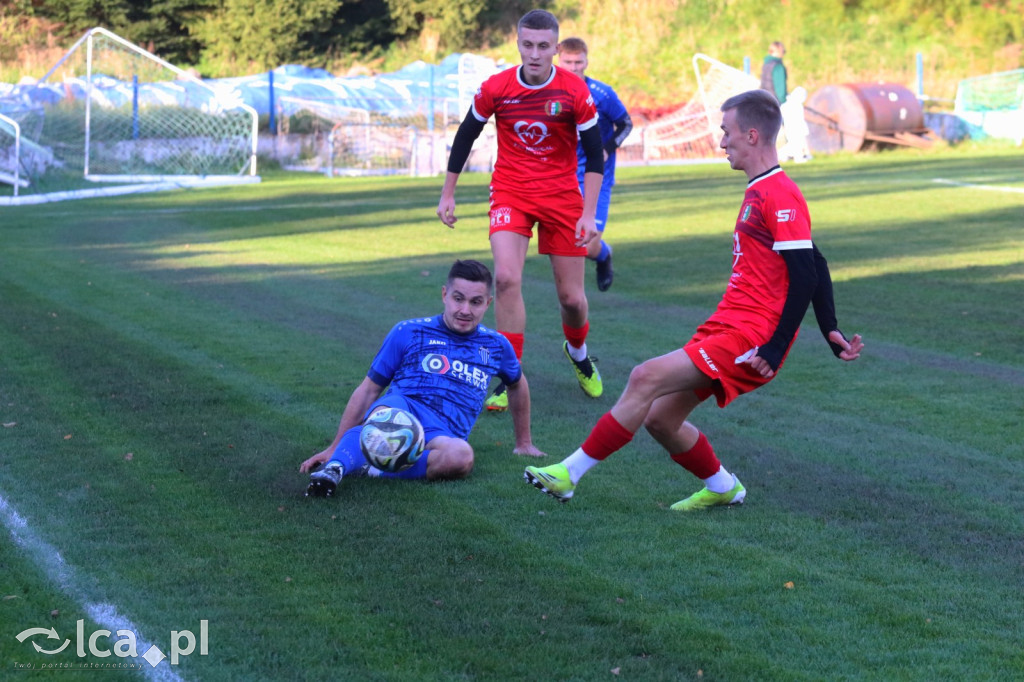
[954,68,1024,145]
[272,95,424,177]
[263,52,502,178]
[622,54,759,164]
[0,27,258,204]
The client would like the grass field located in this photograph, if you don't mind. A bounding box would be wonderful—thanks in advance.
[1,146,1022,680]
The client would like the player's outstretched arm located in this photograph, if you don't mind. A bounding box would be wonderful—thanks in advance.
[828,330,864,361]
[810,244,864,362]
[299,376,386,472]
[506,374,545,457]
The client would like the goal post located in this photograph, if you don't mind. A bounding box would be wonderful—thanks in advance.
[0,113,26,195]
[1,27,259,204]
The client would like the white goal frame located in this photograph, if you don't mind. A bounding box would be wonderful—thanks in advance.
[0,113,26,195]
[1,27,259,205]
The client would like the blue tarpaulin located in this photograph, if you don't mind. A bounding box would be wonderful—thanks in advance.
[0,53,485,119]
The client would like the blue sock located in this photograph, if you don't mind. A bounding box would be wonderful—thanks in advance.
[597,240,612,262]
[328,428,366,473]
[372,449,430,480]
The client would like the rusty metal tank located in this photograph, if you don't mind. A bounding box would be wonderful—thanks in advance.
[805,83,928,153]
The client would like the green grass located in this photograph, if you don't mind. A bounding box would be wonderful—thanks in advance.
[1,146,1023,680]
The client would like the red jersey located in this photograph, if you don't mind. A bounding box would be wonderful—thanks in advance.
[472,65,598,195]
[707,167,812,344]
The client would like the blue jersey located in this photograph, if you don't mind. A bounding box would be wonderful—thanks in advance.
[576,76,630,184]
[367,315,521,440]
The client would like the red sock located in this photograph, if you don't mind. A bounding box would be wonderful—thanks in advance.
[670,432,721,479]
[499,331,525,360]
[562,321,589,350]
[581,412,634,460]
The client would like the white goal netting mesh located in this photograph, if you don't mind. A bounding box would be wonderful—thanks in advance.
[0,27,257,201]
[272,95,425,177]
[621,54,760,164]
[954,68,1024,145]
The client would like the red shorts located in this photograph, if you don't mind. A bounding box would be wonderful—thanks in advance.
[684,321,794,408]
[488,186,585,256]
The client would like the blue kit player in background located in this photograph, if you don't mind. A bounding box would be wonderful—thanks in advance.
[301,260,544,496]
[558,36,633,292]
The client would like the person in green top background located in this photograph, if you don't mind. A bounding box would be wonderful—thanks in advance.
[760,41,788,104]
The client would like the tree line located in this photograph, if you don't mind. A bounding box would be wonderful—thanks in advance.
[5,0,536,76]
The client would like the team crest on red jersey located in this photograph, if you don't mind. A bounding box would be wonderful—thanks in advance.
[544,100,563,116]
[740,204,753,222]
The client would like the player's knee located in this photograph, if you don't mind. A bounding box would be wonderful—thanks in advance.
[427,442,474,480]
[493,266,523,292]
[556,288,587,314]
[642,412,673,442]
[626,361,661,397]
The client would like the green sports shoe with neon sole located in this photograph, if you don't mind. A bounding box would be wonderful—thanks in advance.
[484,383,508,412]
[669,475,746,511]
[524,463,576,502]
[563,341,603,398]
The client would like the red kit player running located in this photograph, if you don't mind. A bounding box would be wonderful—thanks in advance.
[525,89,865,510]
[437,9,606,411]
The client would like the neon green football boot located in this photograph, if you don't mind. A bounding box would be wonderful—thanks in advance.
[524,463,576,502]
[563,341,603,398]
[484,383,508,412]
[670,475,746,511]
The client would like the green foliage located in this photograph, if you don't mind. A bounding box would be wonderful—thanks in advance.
[5,0,1024,103]
[547,0,1023,104]
[194,0,337,74]
[129,0,217,65]
[386,0,487,55]
[36,0,136,37]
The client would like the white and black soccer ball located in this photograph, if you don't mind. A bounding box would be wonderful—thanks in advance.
[359,406,425,473]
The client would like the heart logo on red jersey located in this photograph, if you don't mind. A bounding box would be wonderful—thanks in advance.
[514,121,550,147]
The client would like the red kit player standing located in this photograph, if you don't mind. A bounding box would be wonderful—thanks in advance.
[437,9,606,411]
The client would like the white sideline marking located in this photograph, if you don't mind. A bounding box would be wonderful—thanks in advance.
[0,491,186,681]
[0,176,261,207]
[933,178,1024,194]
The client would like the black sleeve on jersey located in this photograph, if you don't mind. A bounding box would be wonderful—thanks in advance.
[810,243,850,357]
[446,109,486,173]
[580,125,605,175]
[604,112,633,156]
[758,246,817,371]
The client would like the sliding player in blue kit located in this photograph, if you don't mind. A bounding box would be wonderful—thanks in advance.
[301,260,544,497]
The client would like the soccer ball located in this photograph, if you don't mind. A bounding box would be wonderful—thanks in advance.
[359,406,425,473]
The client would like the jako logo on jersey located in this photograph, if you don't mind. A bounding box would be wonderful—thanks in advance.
[514,121,550,146]
[421,354,450,374]
[740,204,752,222]
[491,207,512,227]
[544,101,562,116]
[776,209,795,222]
